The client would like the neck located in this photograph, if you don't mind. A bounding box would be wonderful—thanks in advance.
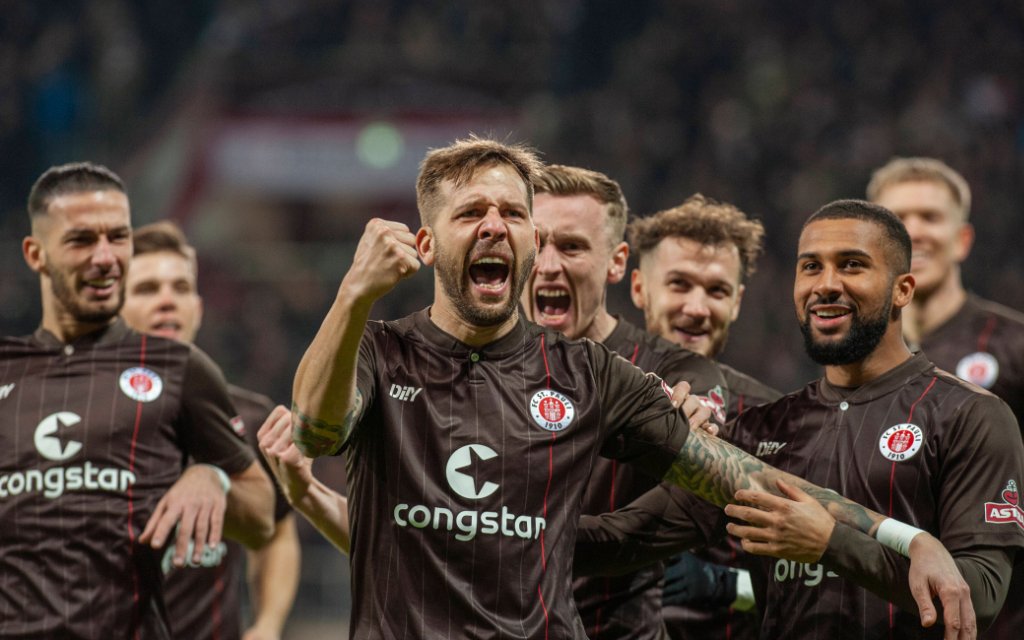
[587,309,619,344]
[429,298,520,347]
[904,272,966,344]
[823,326,912,388]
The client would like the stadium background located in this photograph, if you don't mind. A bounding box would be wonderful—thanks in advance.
[1,1,1022,636]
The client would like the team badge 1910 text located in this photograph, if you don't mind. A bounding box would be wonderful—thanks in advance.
[530,390,575,432]
[878,423,924,461]
[119,367,163,402]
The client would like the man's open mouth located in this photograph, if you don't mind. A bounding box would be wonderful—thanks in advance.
[469,256,510,291]
[535,287,570,318]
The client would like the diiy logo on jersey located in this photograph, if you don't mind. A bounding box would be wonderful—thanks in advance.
[393,443,546,542]
[984,479,1024,530]
[0,412,137,500]
[0,382,14,400]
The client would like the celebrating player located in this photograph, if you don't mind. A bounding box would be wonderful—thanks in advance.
[290,137,976,639]
[121,221,300,640]
[523,165,728,639]
[1,162,274,638]
[869,157,1024,639]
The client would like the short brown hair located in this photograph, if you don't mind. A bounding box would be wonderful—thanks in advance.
[534,164,629,245]
[133,220,198,278]
[28,162,125,222]
[416,135,543,225]
[628,194,765,280]
[867,157,972,222]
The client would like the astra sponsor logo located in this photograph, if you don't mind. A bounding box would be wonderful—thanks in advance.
[985,479,1024,530]
[773,559,839,587]
[0,383,14,400]
[755,441,788,457]
[0,412,137,500]
[392,444,546,542]
[389,384,423,403]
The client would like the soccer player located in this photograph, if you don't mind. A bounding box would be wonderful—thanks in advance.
[289,137,975,639]
[869,157,1024,639]
[627,195,782,639]
[1,162,274,638]
[121,221,300,640]
[522,166,729,639]
[580,199,1023,639]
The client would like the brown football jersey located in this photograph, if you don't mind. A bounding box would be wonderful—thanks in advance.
[0,320,254,639]
[343,309,690,639]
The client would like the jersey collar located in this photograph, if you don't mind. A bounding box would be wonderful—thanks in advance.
[32,318,134,350]
[412,307,530,358]
[816,352,935,405]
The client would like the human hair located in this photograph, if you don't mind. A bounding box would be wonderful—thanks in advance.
[803,199,911,275]
[866,157,972,222]
[27,162,126,223]
[133,220,198,278]
[415,135,543,225]
[534,164,629,245]
[628,194,765,280]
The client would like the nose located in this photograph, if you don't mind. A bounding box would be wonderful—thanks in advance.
[91,236,116,269]
[477,207,507,242]
[534,242,561,278]
[901,215,925,243]
[681,289,711,321]
[811,265,842,299]
[156,285,178,311]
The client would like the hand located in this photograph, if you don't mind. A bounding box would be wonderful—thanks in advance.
[258,405,315,505]
[662,553,739,608]
[670,381,718,436]
[724,478,834,563]
[139,464,227,568]
[907,532,976,640]
[341,218,420,302]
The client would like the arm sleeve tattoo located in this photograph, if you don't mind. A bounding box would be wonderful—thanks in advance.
[292,389,363,457]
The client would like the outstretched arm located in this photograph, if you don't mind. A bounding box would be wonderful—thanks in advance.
[292,219,419,458]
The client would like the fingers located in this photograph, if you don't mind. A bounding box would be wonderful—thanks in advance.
[257,405,290,440]
[669,381,691,408]
[733,488,790,510]
[173,502,197,568]
[724,503,776,527]
[138,498,166,545]
[910,573,938,628]
[775,478,813,503]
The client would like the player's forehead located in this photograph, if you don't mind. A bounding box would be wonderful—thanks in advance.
[127,251,196,286]
[874,179,957,216]
[798,217,886,258]
[534,193,609,239]
[42,190,131,234]
[646,235,741,278]
[439,164,530,211]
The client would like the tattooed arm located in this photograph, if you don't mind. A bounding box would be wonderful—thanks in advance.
[292,219,419,457]
[666,429,976,639]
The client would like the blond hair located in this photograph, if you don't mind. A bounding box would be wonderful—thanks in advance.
[867,157,972,222]
[534,164,629,245]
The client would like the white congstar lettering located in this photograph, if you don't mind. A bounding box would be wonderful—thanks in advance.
[773,559,839,587]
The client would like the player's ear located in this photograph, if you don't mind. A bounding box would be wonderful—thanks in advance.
[954,222,974,263]
[893,272,915,310]
[416,227,435,266]
[607,241,629,285]
[22,236,46,274]
[630,268,645,310]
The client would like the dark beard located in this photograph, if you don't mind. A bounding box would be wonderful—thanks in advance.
[50,268,123,324]
[800,297,891,366]
[435,241,535,327]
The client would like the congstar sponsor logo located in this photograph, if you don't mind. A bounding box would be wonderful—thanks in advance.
[0,412,136,500]
[393,444,546,542]
[773,559,839,587]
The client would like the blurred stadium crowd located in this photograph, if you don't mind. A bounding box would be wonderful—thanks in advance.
[1,1,1022,634]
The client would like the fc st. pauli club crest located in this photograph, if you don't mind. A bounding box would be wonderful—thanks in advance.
[530,390,575,432]
[985,479,1024,530]
[878,423,924,462]
[119,367,163,402]
[956,352,999,389]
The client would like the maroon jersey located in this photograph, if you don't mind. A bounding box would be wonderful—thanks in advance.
[163,386,290,640]
[729,353,1024,639]
[0,320,255,640]
[663,363,781,640]
[574,318,727,640]
[917,294,1024,639]
[344,309,690,639]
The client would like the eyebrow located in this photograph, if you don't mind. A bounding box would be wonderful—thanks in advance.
[797,249,872,261]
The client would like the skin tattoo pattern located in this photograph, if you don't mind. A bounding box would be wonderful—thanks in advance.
[292,390,363,457]
[666,429,879,536]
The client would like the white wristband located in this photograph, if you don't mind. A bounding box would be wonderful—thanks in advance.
[875,518,925,557]
[198,464,231,494]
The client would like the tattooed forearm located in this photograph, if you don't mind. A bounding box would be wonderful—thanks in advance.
[292,390,362,458]
[665,430,882,536]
